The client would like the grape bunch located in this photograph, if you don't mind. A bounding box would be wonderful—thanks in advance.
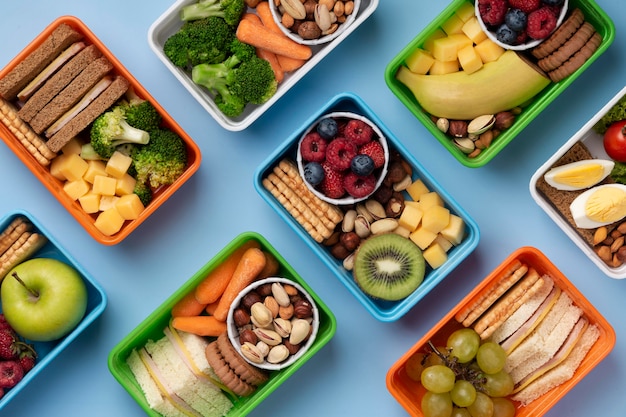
[405,328,516,417]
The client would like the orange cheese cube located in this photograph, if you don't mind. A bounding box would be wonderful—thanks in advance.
[115,194,145,220]
[457,45,483,74]
[405,48,435,75]
[63,179,90,201]
[462,17,488,44]
[423,242,448,269]
[409,225,438,250]
[474,38,505,63]
[422,205,451,234]
[83,160,107,184]
[94,208,125,236]
[105,151,133,179]
[398,203,423,232]
[440,214,466,245]
[56,153,89,182]
[92,175,117,196]
[78,192,101,214]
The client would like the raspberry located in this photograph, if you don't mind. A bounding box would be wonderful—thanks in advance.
[319,162,345,199]
[0,361,24,389]
[509,0,541,13]
[526,7,557,39]
[477,0,507,27]
[344,119,374,146]
[325,138,357,171]
[343,172,376,198]
[0,330,18,361]
[358,140,385,169]
[19,352,36,374]
[300,132,328,163]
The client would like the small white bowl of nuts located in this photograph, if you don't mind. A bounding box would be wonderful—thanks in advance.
[227,277,319,371]
[269,0,361,45]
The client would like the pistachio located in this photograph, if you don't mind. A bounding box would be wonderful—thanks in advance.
[267,345,290,364]
[281,0,307,19]
[342,251,355,270]
[322,22,339,35]
[467,114,495,135]
[392,174,412,192]
[289,319,311,345]
[371,218,399,235]
[342,209,357,232]
[354,214,371,238]
[453,137,475,154]
[356,203,374,223]
[254,328,283,345]
[250,302,273,328]
[271,282,291,307]
[314,4,332,32]
[241,342,264,364]
[256,341,270,357]
[273,317,292,338]
[365,199,386,220]
[436,117,449,133]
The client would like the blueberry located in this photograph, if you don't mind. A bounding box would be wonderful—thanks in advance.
[350,154,375,176]
[495,24,518,45]
[505,9,527,32]
[303,161,324,186]
[542,0,564,5]
[316,118,338,140]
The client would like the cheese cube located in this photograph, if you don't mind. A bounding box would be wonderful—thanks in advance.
[409,225,438,250]
[457,45,483,74]
[105,151,133,179]
[474,38,505,63]
[94,208,125,236]
[406,179,430,201]
[49,154,69,181]
[99,195,120,211]
[56,153,89,182]
[440,214,466,245]
[429,59,459,75]
[441,13,464,35]
[432,34,472,62]
[61,137,83,155]
[423,243,448,269]
[92,175,117,196]
[83,160,107,184]
[116,173,137,196]
[63,179,90,201]
[422,205,451,234]
[78,192,101,214]
[115,194,145,220]
[398,203,423,232]
[419,191,444,211]
[455,1,476,22]
[434,234,454,252]
[462,17,488,44]
[423,29,446,53]
[405,48,435,75]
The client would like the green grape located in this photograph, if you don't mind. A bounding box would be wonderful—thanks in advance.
[482,369,514,397]
[492,397,516,417]
[476,342,506,374]
[405,352,427,381]
[467,392,494,417]
[450,380,477,408]
[425,347,448,367]
[451,407,472,417]
[422,391,453,417]
[421,365,456,394]
[447,328,480,363]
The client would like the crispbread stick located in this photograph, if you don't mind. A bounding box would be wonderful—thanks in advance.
[0,217,33,255]
[0,232,47,280]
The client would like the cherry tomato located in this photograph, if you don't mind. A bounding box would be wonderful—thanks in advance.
[604,120,626,162]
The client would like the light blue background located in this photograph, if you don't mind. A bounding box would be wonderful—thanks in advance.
[0,1,624,416]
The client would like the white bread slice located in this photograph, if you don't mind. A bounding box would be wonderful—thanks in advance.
[511,323,600,406]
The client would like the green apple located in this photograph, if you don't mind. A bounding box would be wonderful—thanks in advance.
[1,258,88,342]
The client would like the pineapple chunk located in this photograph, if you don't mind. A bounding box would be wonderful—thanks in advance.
[115,194,145,220]
[423,242,448,269]
[78,192,101,214]
[405,48,435,75]
[92,175,117,196]
[94,208,125,236]
[440,214,466,245]
[398,203,424,232]
[63,179,90,201]
[422,205,451,234]
[409,225,438,250]
[457,45,483,74]
[105,151,133,179]
[406,179,430,201]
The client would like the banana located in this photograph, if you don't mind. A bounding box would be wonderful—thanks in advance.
[396,50,551,120]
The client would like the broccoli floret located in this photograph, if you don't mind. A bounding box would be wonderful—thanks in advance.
[229,56,278,105]
[133,128,188,189]
[119,89,162,131]
[180,0,245,26]
[133,181,153,207]
[163,17,235,68]
[90,107,150,159]
[79,143,106,161]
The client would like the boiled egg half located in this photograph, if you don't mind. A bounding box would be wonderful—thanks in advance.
[570,184,626,229]
[544,159,614,191]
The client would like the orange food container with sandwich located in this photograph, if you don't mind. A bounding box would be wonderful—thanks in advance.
[386,246,615,416]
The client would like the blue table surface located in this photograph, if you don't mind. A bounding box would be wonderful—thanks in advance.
[1,1,624,416]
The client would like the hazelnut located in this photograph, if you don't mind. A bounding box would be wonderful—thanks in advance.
[304,0,317,19]
[494,111,515,130]
[239,328,258,345]
[448,120,468,138]
[298,21,322,39]
[616,246,626,264]
[283,340,301,355]
[371,184,393,204]
[330,242,351,260]
[340,231,360,251]
[256,283,273,297]
[293,299,313,318]
[233,308,251,327]
[385,161,407,184]
[240,291,262,311]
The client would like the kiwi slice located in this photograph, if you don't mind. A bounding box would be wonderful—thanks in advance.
[353,233,425,301]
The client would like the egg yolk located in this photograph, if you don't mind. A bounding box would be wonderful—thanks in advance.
[552,164,605,188]
[585,187,626,223]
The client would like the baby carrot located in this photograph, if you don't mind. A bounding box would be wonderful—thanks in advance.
[213,247,267,322]
[172,290,207,317]
[205,297,220,315]
[258,250,280,279]
[171,316,227,337]
[236,19,312,61]
[194,240,260,305]
[257,48,284,83]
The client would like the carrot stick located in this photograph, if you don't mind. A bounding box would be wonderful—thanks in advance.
[172,291,207,317]
[205,298,221,315]
[194,240,260,305]
[258,250,280,279]
[236,19,312,61]
[257,48,284,83]
[171,316,227,337]
[212,247,267,322]
[241,12,261,23]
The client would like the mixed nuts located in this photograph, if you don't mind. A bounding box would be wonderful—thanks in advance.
[274,0,356,41]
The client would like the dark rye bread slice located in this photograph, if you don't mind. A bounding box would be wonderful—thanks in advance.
[18,44,102,123]
[46,75,129,153]
[535,141,616,246]
[0,23,83,101]
[29,56,113,134]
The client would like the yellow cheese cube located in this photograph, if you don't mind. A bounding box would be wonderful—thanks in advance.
[405,48,435,75]
[423,29,446,53]
[429,59,459,75]
[406,179,430,201]
[455,1,476,22]
[78,192,101,214]
[105,151,133,179]
[83,160,107,184]
[61,137,83,155]
[432,34,472,62]
[422,205,451,234]
[462,17,488,44]
[409,225,438,250]
[56,153,89,182]
[423,243,448,269]
[419,191,444,211]
[457,45,483,74]
[474,38,505,63]
[49,154,69,181]
[116,173,137,196]
[115,194,145,220]
[434,234,454,252]
[440,214,466,245]
[92,175,117,196]
[63,179,90,201]
[398,204,423,232]
[94,208,125,236]
[99,195,120,211]
[441,13,464,35]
